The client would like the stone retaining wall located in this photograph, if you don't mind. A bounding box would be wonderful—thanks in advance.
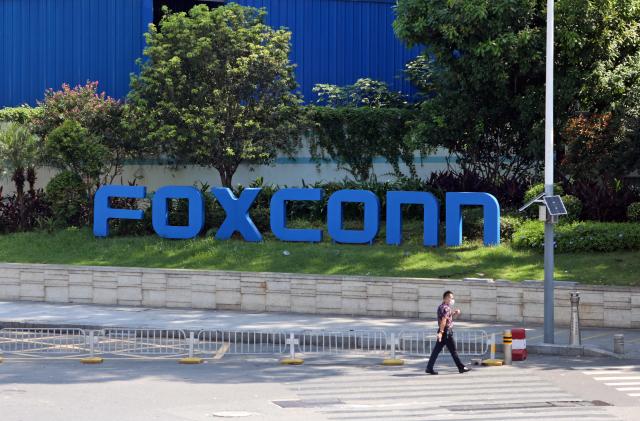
[0,263,638,328]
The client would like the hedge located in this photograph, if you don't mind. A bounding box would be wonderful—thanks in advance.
[512,220,640,252]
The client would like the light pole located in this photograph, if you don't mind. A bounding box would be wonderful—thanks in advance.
[543,0,555,344]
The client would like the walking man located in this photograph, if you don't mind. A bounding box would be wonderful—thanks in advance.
[426,290,471,375]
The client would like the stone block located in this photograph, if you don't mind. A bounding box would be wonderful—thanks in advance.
[141,272,166,290]
[522,302,544,318]
[342,281,367,298]
[118,286,142,303]
[0,283,19,300]
[577,291,604,305]
[316,294,341,311]
[470,300,497,318]
[44,269,68,287]
[45,286,69,303]
[216,290,241,309]
[93,272,118,289]
[69,271,93,286]
[20,270,44,283]
[291,295,316,314]
[291,279,316,296]
[266,279,290,293]
[217,275,242,291]
[165,288,192,308]
[240,279,267,295]
[142,289,167,307]
[341,297,367,315]
[93,288,117,305]
[632,308,640,328]
[241,293,266,312]
[117,273,142,288]
[166,275,192,289]
[367,296,392,312]
[192,291,216,309]
[418,285,448,300]
[366,283,392,297]
[603,309,632,328]
[20,282,44,300]
[392,283,418,301]
[266,293,290,311]
[604,291,632,310]
[0,268,20,281]
[496,303,522,323]
[469,285,497,300]
[523,289,544,304]
[392,299,418,316]
[317,280,341,295]
[69,285,92,303]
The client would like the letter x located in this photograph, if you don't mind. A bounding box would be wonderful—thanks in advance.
[212,187,262,242]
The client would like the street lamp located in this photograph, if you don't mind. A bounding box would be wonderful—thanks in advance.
[544,0,555,344]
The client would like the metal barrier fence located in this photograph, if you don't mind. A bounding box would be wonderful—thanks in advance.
[96,329,189,359]
[297,330,388,355]
[0,328,489,360]
[197,330,288,355]
[397,330,489,357]
[0,328,89,359]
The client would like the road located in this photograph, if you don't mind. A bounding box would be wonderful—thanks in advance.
[0,354,638,421]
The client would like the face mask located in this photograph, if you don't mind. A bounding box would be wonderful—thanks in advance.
[450,299,455,306]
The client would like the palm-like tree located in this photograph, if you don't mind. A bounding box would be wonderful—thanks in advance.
[0,122,40,230]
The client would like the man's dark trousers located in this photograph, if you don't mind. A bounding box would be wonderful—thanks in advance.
[426,329,465,371]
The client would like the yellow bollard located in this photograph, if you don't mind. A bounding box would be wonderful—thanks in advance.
[503,330,512,365]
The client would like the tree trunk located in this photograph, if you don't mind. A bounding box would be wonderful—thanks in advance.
[217,166,236,189]
[12,167,25,230]
[26,167,36,194]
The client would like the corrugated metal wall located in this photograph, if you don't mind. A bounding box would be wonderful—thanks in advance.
[0,0,152,106]
[233,0,421,101]
[0,0,419,107]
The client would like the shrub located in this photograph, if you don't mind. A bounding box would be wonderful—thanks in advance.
[512,220,640,252]
[500,215,525,242]
[523,183,580,221]
[33,81,131,184]
[45,171,90,227]
[0,190,51,234]
[628,202,640,222]
[305,106,418,181]
[523,183,564,203]
[565,178,639,221]
[0,106,42,125]
[45,120,109,185]
[562,195,582,223]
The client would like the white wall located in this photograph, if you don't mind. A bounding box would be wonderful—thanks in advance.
[0,147,455,194]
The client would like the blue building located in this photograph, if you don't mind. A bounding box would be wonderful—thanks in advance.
[0,0,420,107]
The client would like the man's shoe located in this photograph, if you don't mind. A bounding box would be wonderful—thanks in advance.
[425,369,438,375]
[458,366,471,374]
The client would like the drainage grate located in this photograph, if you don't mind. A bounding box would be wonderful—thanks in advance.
[447,400,610,412]
[273,399,344,408]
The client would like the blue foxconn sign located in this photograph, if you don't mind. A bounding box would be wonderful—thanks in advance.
[93,186,500,247]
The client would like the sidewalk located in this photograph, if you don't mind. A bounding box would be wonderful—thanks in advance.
[0,301,638,358]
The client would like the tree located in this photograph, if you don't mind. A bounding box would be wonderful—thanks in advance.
[126,4,302,187]
[32,82,130,185]
[394,0,640,186]
[0,123,40,229]
[45,120,109,186]
[306,79,419,182]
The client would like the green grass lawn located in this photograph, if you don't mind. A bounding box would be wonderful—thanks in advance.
[0,227,638,286]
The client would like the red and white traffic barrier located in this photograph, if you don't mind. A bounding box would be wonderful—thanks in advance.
[512,328,527,361]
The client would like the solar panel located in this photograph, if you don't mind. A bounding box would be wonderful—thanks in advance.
[543,195,567,216]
